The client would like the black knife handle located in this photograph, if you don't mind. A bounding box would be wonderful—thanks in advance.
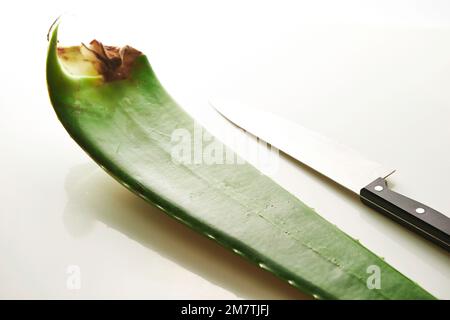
[360,178,450,252]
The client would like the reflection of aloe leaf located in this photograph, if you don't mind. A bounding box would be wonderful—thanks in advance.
[46,24,435,300]
[63,163,309,299]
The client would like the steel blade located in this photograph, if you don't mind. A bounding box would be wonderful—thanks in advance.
[211,100,395,194]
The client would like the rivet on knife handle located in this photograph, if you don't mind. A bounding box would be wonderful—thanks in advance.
[360,178,450,251]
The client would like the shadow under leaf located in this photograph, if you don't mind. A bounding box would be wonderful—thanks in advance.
[63,163,311,299]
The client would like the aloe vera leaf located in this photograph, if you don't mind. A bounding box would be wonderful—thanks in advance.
[46,25,435,300]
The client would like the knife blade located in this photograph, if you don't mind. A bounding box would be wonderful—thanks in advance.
[211,100,450,251]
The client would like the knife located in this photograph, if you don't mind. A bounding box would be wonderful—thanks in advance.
[211,100,450,251]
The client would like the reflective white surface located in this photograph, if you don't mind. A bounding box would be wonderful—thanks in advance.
[1,0,449,299]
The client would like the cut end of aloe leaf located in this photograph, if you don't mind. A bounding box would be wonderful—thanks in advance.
[48,20,142,82]
[57,40,142,81]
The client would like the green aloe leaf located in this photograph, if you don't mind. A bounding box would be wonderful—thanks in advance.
[46,24,435,300]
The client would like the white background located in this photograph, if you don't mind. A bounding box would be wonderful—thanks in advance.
[1,0,449,299]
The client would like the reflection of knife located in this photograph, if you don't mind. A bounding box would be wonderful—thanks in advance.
[211,100,450,251]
